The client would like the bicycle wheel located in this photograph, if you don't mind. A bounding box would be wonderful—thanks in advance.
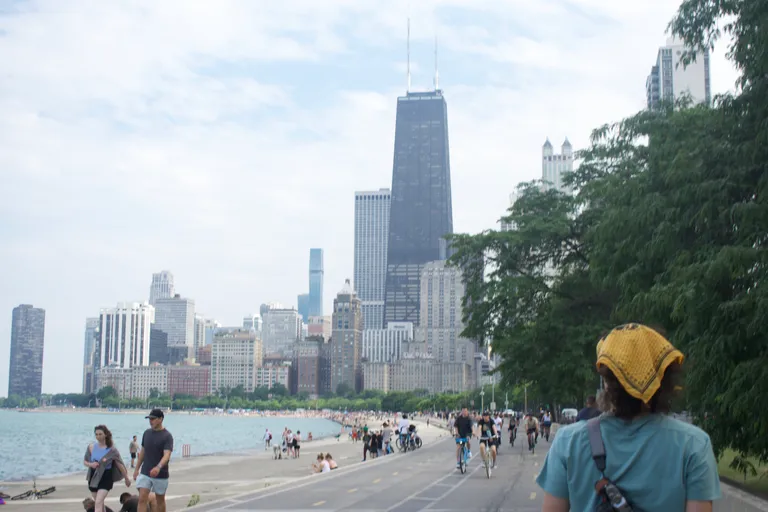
[459,445,467,474]
[38,487,55,497]
[415,437,422,449]
[11,490,33,500]
[484,448,491,479]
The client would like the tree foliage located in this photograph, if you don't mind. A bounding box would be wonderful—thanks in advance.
[449,0,768,471]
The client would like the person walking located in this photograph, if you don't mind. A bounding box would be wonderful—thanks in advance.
[537,323,721,511]
[133,409,174,512]
[128,436,139,469]
[84,424,131,512]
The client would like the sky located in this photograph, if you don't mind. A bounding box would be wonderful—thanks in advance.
[0,0,739,395]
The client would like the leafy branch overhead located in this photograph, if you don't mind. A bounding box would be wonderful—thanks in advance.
[448,0,768,469]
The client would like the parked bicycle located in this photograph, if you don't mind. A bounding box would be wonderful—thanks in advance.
[10,480,56,501]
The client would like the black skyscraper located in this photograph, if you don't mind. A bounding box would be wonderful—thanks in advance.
[383,90,453,326]
[8,304,46,398]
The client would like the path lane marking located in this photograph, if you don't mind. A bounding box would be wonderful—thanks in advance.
[373,478,382,483]
[313,500,326,506]
[347,488,358,493]
[530,492,537,500]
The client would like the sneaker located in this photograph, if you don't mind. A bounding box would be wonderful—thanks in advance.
[468,451,472,458]
[456,462,461,469]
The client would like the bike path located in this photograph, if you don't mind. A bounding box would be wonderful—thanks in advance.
[189,435,549,511]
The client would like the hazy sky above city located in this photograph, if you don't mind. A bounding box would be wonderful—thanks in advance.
[0,0,739,395]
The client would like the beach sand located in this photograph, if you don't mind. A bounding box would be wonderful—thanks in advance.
[0,417,449,511]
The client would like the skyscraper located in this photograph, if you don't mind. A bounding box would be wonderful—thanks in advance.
[149,271,175,306]
[82,317,100,394]
[542,138,574,195]
[330,279,363,393]
[646,36,711,110]
[297,294,310,323]
[97,302,154,369]
[153,295,195,359]
[384,90,453,326]
[354,189,391,329]
[309,249,324,317]
[8,304,46,398]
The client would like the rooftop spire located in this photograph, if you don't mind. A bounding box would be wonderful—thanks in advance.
[434,33,439,90]
[406,18,411,93]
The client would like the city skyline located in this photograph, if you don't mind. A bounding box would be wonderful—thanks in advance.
[0,1,741,395]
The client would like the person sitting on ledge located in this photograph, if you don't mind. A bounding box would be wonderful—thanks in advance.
[82,497,115,512]
[119,491,157,512]
[325,453,338,470]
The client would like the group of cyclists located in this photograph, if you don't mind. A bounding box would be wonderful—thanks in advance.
[450,407,555,471]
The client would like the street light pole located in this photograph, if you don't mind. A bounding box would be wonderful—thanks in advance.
[524,383,528,413]
[480,389,485,413]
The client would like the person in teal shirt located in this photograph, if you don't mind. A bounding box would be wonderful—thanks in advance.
[536,324,721,511]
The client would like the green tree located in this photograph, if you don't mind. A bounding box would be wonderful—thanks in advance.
[96,386,118,400]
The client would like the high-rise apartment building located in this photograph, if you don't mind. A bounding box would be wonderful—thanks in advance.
[384,90,453,326]
[354,189,391,329]
[8,304,46,398]
[242,314,261,333]
[82,317,99,394]
[307,316,332,341]
[362,322,413,363]
[500,190,520,232]
[646,37,711,110]
[309,249,324,317]
[211,329,263,393]
[193,314,206,349]
[419,260,474,366]
[542,138,574,195]
[149,271,175,306]
[330,279,363,393]
[97,302,154,369]
[297,294,310,323]
[153,295,195,359]
[261,308,302,356]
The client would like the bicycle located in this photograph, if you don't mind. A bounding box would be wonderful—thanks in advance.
[10,480,56,500]
[456,438,470,474]
[480,438,493,479]
[527,429,536,454]
[396,433,409,453]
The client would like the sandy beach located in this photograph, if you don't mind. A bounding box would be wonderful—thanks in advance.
[0,417,449,511]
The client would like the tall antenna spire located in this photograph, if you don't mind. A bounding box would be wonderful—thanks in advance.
[433,34,439,90]
[406,18,411,92]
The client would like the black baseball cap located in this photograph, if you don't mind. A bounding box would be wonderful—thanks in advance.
[145,408,164,419]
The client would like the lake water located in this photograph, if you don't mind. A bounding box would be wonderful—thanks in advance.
[0,410,340,481]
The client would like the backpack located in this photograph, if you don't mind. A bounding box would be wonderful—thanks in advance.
[587,417,634,512]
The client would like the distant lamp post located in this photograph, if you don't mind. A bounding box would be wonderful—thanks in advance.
[480,389,485,413]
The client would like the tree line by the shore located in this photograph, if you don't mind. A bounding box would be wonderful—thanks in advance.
[0,382,537,415]
[446,0,767,478]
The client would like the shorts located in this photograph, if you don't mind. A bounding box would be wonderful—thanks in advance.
[543,422,552,428]
[527,428,536,435]
[135,474,169,496]
[455,437,469,445]
[479,437,495,447]
[88,469,114,492]
[292,439,299,449]
[131,453,136,459]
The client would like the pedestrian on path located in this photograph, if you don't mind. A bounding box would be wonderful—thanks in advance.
[133,409,174,512]
[84,425,131,512]
[536,323,721,511]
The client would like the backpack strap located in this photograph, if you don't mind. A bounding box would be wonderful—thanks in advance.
[587,416,606,473]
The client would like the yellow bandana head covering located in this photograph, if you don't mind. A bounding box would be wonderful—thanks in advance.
[596,323,684,403]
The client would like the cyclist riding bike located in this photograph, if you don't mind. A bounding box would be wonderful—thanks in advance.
[397,414,410,449]
[541,410,552,441]
[524,412,539,451]
[453,407,473,468]
[493,413,503,450]
[476,411,498,468]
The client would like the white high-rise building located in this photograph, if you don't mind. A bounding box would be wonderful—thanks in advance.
[149,271,175,306]
[500,190,520,232]
[362,322,413,363]
[211,330,263,393]
[154,295,195,351]
[98,302,155,369]
[243,314,262,332]
[261,308,302,356]
[542,138,574,195]
[354,189,391,329]
[419,260,475,367]
[646,37,711,110]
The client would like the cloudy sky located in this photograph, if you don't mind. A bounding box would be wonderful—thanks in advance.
[0,0,738,395]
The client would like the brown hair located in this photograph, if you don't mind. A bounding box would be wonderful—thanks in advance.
[597,362,682,419]
[94,424,114,448]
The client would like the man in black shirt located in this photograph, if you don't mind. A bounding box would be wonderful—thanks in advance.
[453,407,474,468]
[576,395,601,422]
[133,408,174,512]
[477,411,498,468]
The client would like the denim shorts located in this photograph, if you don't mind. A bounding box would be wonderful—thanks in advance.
[135,474,169,495]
